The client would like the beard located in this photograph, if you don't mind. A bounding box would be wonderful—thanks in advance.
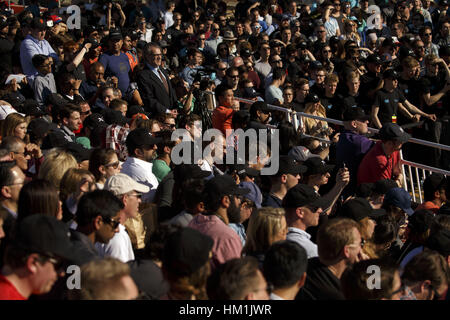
[227,196,241,224]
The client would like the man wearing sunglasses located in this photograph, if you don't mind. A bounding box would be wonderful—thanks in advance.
[284,183,326,259]
[71,190,123,266]
[100,173,149,263]
[0,215,79,300]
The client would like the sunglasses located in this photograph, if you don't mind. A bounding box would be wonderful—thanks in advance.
[164,123,176,128]
[103,217,120,229]
[105,161,120,169]
[41,254,65,272]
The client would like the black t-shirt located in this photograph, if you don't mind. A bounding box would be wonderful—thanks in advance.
[295,257,344,300]
[360,71,381,111]
[420,72,448,117]
[0,37,14,74]
[397,77,422,108]
[373,88,406,125]
[319,94,340,120]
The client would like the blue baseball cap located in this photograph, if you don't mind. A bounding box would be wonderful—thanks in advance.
[383,187,414,216]
[239,181,263,208]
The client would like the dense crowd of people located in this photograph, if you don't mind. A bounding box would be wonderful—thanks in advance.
[0,0,449,301]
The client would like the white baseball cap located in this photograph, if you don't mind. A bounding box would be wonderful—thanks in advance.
[104,173,150,196]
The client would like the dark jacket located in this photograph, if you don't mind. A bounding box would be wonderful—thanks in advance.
[136,64,177,116]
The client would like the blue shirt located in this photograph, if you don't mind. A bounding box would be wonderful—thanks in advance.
[229,223,246,247]
[20,35,58,80]
[287,227,318,259]
[99,52,131,95]
[262,194,283,208]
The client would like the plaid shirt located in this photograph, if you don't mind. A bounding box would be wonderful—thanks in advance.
[105,124,130,161]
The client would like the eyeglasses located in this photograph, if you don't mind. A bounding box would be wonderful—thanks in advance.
[127,193,142,199]
[217,67,227,71]
[272,59,282,63]
[102,217,120,229]
[6,180,25,186]
[199,38,206,40]
[13,151,31,158]
[105,161,120,169]
[229,75,239,78]
[164,123,176,128]
[348,239,366,248]
[40,254,65,272]
[306,205,321,212]
[80,110,91,116]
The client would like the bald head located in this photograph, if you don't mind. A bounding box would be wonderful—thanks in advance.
[232,56,244,68]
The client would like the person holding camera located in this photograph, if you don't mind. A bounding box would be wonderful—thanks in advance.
[180,48,204,86]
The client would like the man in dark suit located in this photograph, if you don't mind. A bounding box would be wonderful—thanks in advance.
[136,43,178,117]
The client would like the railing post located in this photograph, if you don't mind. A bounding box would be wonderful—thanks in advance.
[400,150,408,193]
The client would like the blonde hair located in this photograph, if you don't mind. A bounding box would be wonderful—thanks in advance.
[303,101,328,137]
[59,168,95,201]
[1,113,28,140]
[243,207,286,255]
[71,258,134,300]
[38,149,78,189]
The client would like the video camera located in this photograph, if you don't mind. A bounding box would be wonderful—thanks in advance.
[192,66,216,83]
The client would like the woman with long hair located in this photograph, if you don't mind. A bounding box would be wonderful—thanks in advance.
[242,207,287,266]
[89,148,121,189]
[1,113,29,142]
[17,179,63,222]
[303,94,333,140]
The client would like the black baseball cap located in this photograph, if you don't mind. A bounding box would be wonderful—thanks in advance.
[27,118,58,140]
[383,68,400,80]
[83,113,107,131]
[243,87,259,99]
[423,173,447,193]
[339,197,386,221]
[305,93,320,104]
[103,109,130,126]
[227,163,260,177]
[378,123,411,143]
[283,183,326,208]
[408,209,435,234]
[205,174,250,198]
[162,227,214,276]
[172,164,211,181]
[108,29,123,41]
[30,17,46,30]
[343,107,370,121]
[21,99,45,117]
[14,215,79,263]
[64,142,93,163]
[366,54,382,65]
[374,179,399,195]
[126,128,162,149]
[426,227,450,257]
[303,157,335,176]
[277,155,308,176]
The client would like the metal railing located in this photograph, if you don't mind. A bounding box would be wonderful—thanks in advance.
[235,98,450,203]
[213,94,450,204]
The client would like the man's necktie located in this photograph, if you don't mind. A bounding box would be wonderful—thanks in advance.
[158,69,169,93]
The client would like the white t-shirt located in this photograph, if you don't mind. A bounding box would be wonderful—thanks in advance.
[95,224,135,263]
